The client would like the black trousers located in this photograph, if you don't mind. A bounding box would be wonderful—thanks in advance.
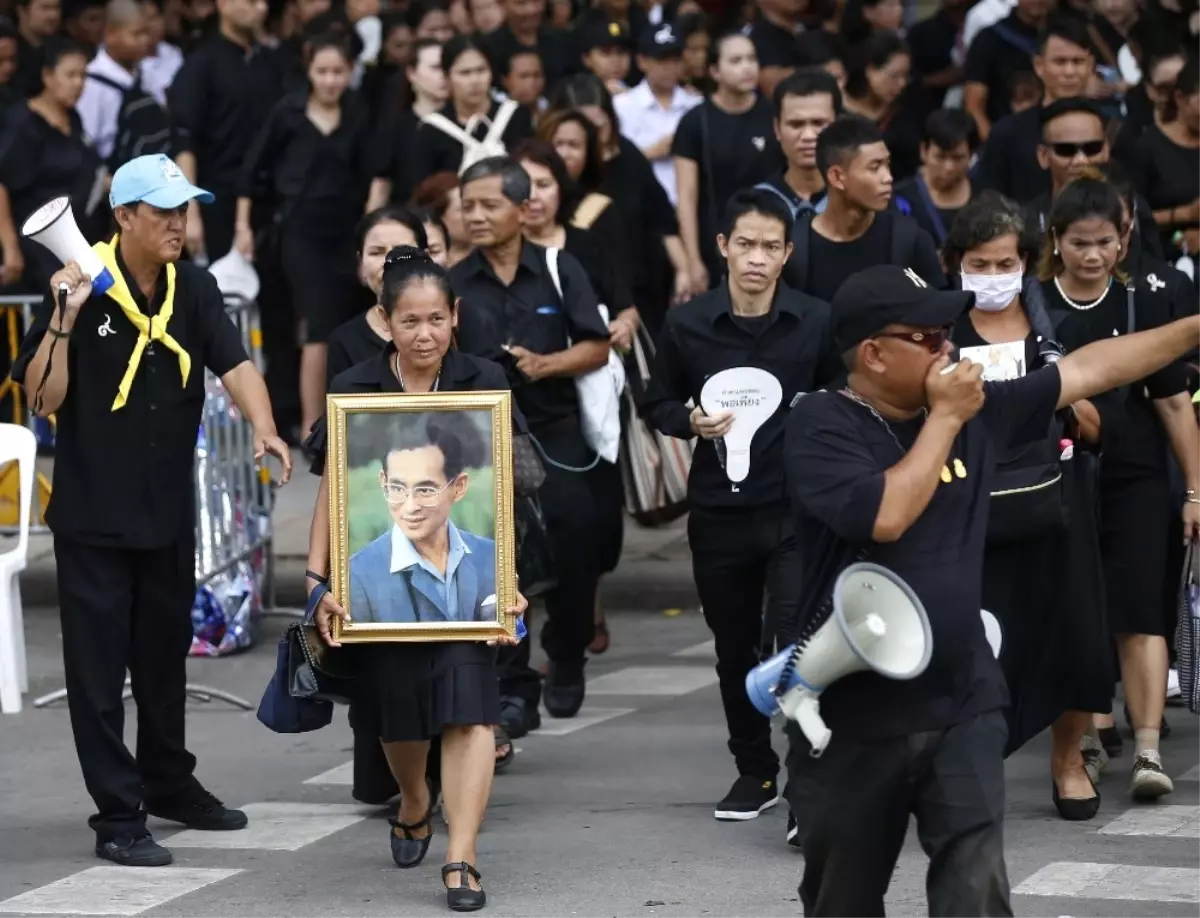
[789,711,1012,918]
[54,537,201,841]
[688,505,801,781]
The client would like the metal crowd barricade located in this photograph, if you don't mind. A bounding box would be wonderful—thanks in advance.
[0,292,276,710]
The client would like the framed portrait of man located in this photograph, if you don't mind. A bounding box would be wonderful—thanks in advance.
[326,391,517,642]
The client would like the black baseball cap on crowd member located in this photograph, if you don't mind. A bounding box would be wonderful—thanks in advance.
[638,22,684,59]
[831,265,975,353]
[580,19,633,53]
[1038,96,1108,127]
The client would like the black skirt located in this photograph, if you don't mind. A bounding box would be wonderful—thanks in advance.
[280,229,361,343]
[350,641,501,743]
[984,450,1114,756]
[1099,470,1172,637]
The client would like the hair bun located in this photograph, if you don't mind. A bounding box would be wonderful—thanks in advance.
[385,244,432,267]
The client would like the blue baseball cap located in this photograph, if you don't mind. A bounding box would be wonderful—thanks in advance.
[109,154,215,209]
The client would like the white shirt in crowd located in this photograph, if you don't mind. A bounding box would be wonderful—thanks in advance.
[77,48,139,160]
[141,41,183,107]
[962,0,1016,50]
[613,79,701,206]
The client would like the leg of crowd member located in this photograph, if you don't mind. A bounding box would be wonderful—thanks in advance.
[1051,710,1097,805]
[382,740,434,866]
[914,711,1013,918]
[440,724,495,895]
[767,523,806,845]
[689,507,778,819]
[798,736,912,916]
[496,632,543,735]
[1116,632,1174,799]
[299,339,327,436]
[55,541,154,859]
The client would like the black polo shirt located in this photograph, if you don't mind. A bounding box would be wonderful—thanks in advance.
[450,241,609,432]
[642,280,840,511]
[308,344,516,476]
[11,247,250,549]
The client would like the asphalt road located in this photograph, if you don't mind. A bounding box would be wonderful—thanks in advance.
[0,606,1197,917]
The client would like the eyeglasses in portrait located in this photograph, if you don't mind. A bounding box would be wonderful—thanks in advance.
[326,391,517,643]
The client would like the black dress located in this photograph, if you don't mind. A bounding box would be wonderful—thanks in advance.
[1048,276,1191,637]
[952,313,1112,754]
[325,310,389,387]
[306,346,508,742]
[1132,126,1200,265]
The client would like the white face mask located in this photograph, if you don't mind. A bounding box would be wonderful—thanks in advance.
[960,270,1023,312]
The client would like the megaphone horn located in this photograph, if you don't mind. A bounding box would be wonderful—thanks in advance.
[21,196,114,296]
[745,563,932,756]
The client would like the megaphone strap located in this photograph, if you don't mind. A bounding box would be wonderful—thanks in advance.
[92,237,192,411]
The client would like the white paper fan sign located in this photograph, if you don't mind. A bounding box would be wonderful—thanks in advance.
[699,367,782,483]
[981,609,1002,658]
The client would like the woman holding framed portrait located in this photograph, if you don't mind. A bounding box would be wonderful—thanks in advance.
[304,246,527,912]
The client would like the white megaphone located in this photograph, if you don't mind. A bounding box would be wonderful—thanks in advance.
[21,196,114,296]
[700,366,782,483]
[745,563,932,756]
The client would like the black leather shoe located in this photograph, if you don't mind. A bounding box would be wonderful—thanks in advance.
[543,662,585,719]
[389,800,434,868]
[499,697,540,738]
[1052,777,1101,821]
[146,789,247,831]
[95,834,173,867]
[442,861,486,912]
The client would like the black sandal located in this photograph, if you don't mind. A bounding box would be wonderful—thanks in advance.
[442,861,486,912]
[388,800,434,868]
[494,726,514,773]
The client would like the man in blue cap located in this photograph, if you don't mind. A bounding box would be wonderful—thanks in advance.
[12,154,292,867]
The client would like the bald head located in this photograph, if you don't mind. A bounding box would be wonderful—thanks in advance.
[106,0,142,26]
[104,0,149,67]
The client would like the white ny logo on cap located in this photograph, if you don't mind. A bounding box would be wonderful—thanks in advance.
[904,268,928,288]
[655,24,674,43]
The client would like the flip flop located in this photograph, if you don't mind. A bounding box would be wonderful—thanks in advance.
[494,726,514,772]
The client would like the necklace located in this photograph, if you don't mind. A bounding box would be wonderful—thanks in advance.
[841,388,965,483]
[393,352,441,392]
[1054,276,1112,311]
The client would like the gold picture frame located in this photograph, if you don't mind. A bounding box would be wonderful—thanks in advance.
[327,391,517,643]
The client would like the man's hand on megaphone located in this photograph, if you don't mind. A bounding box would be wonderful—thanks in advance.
[690,405,734,439]
[925,355,985,426]
[48,262,93,328]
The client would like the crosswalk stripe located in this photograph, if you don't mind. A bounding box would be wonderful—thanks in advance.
[672,640,715,658]
[534,707,636,735]
[1179,765,1199,782]
[1013,862,1199,902]
[303,761,355,786]
[587,666,719,696]
[164,802,371,851]
[0,867,240,916]
[1098,806,1200,838]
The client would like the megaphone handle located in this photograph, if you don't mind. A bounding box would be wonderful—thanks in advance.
[780,687,832,758]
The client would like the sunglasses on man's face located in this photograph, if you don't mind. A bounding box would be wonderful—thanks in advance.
[874,327,952,354]
[1047,140,1105,158]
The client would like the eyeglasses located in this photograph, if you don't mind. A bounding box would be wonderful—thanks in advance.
[874,327,951,354]
[1046,140,1105,158]
[380,477,457,507]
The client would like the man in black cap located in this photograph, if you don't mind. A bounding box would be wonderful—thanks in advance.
[575,18,634,94]
[781,264,1200,916]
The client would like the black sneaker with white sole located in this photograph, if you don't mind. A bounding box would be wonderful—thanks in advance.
[146,788,248,831]
[95,833,172,867]
[714,775,779,821]
[786,812,802,849]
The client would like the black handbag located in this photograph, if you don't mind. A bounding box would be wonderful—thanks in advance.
[515,493,557,597]
[513,432,547,495]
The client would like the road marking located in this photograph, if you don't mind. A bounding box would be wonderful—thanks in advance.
[534,707,636,735]
[1098,806,1200,838]
[164,802,370,851]
[1179,765,1199,782]
[303,761,355,786]
[0,867,240,915]
[1013,862,1199,903]
[672,640,715,658]
[587,666,719,696]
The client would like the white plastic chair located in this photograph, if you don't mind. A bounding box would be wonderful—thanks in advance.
[0,423,36,714]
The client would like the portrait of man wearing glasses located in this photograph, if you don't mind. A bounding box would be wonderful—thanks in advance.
[347,414,497,624]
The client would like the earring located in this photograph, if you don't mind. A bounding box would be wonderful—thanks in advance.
[1054,244,1059,256]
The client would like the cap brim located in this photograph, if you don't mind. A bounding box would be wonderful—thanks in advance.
[907,288,975,329]
[641,46,683,58]
[137,184,215,208]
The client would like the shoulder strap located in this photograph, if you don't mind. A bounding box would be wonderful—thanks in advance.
[889,212,918,267]
[1020,278,1065,362]
[420,111,479,150]
[483,99,518,148]
[788,211,814,290]
[87,71,128,95]
[1125,280,1136,336]
[570,193,612,230]
[913,177,948,245]
[754,181,800,220]
[545,246,563,302]
[990,22,1039,57]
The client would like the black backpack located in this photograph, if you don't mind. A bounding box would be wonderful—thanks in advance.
[783,210,919,292]
[87,72,172,170]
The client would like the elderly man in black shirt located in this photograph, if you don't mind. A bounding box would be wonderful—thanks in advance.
[12,154,291,868]
[782,264,1200,916]
[450,156,614,728]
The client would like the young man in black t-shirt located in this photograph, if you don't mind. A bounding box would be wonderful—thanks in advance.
[781,115,946,302]
[893,109,978,249]
[756,68,842,221]
[781,264,1200,916]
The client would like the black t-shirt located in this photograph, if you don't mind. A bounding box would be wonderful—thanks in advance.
[369,107,422,204]
[906,9,959,110]
[964,12,1039,124]
[671,96,783,277]
[1133,126,1200,260]
[1047,276,1188,474]
[974,105,1048,205]
[326,310,389,387]
[744,16,800,70]
[783,366,1063,739]
[892,175,970,248]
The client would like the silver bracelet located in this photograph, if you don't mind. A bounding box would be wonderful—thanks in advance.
[1187,497,1200,506]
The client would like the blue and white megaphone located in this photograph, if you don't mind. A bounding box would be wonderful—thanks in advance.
[746,563,932,756]
[21,196,114,296]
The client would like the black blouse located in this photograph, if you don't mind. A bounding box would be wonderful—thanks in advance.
[326,310,390,388]
[409,99,534,190]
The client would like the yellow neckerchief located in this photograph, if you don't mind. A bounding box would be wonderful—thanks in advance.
[93,236,191,411]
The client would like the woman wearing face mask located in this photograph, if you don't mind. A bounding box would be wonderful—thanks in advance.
[235,33,373,440]
[307,247,528,912]
[1041,175,1200,803]
[945,191,1113,821]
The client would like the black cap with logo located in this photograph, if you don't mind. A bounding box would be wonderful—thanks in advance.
[638,22,684,59]
[831,265,975,353]
[579,19,634,53]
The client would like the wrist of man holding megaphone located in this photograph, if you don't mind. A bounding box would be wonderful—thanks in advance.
[47,262,95,333]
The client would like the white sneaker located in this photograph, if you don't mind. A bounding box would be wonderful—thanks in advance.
[1130,749,1174,800]
[1080,733,1108,785]
[1166,668,1182,703]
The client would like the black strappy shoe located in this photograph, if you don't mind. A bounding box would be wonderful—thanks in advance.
[442,861,486,912]
[388,801,434,868]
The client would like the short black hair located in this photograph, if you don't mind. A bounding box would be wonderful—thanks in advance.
[815,114,884,179]
[707,29,752,68]
[38,36,87,73]
[794,28,844,69]
[1038,13,1092,55]
[380,411,487,482]
[503,45,542,76]
[772,67,843,120]
[355,205,429,254]
[1039,96,1107,136]
[1039,176,1125,281]
[721,188,793,246]
[443,33,490,73]
[1177,54,1200,97]
[942,191,1027,273]
[460,156,532,204]
[922,108,980,153]
[380,244,455,316]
